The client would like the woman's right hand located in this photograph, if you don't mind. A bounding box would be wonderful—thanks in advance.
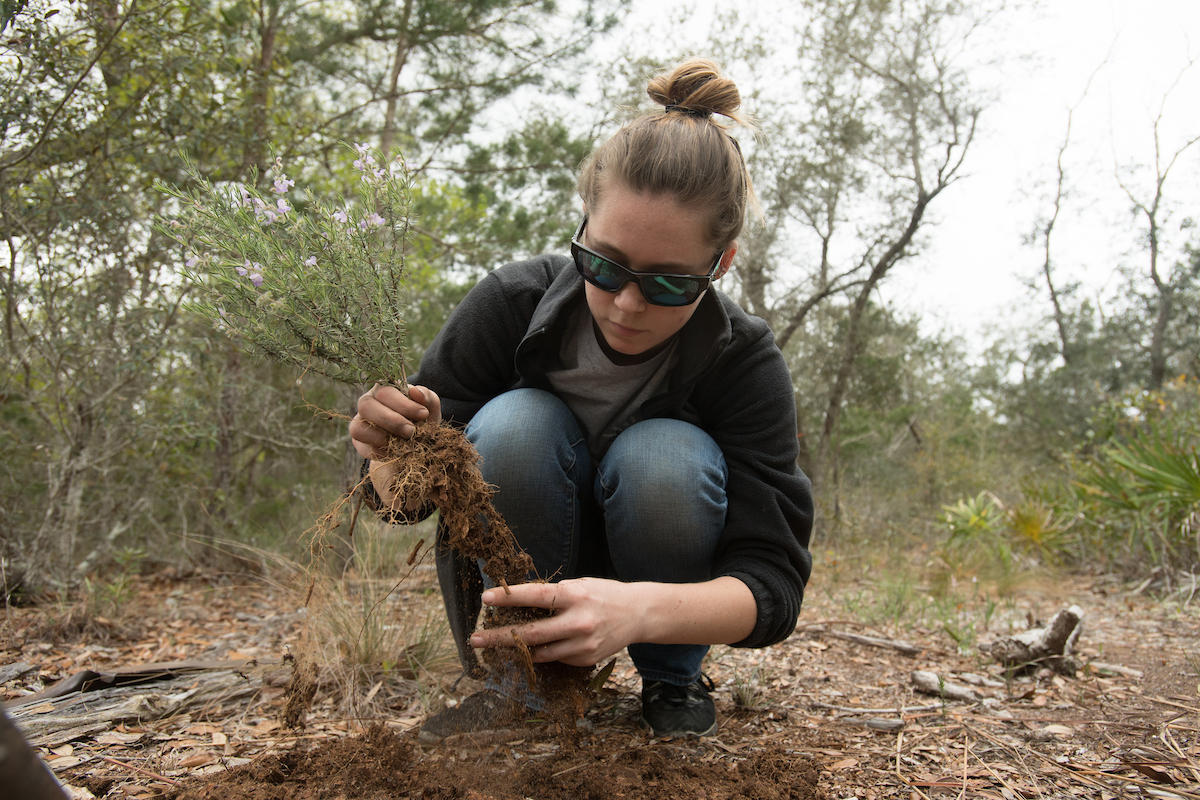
[349,383,442,460]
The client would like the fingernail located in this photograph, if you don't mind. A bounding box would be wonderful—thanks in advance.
[402,424,414,437]
[470,634,483,646]
[481,589,496,604]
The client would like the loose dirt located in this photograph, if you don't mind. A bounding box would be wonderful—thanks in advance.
[166,722,822,800]
[3,564,1198,799]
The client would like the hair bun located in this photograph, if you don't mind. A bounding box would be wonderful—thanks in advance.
[647,58,742,121]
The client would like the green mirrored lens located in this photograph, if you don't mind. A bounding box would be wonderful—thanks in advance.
[644,275,699,305]
[590,255,624,289]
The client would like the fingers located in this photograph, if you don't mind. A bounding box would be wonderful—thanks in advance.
[348,383,441,457]
[468,581,610,667]
[480,583,559,610]
[405,385,442,426]
[471,619,593,666]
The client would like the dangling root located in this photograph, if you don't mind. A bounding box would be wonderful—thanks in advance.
[380,421,532,587]
[376,420,594,719]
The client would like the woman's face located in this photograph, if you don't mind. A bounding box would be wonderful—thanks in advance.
[582,184,728,356]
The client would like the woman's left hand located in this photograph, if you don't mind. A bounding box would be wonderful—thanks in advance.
[469,578,645,668]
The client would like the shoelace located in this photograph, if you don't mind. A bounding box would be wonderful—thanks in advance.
[648,673,716,705]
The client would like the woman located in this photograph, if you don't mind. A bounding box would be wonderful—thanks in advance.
[349,58,813,741]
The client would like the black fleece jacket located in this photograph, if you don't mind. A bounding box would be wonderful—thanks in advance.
[411,254,814,649]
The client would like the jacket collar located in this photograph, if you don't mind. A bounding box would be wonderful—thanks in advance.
[516,257,734,390]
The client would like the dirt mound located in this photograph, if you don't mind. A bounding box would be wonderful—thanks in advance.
[167,724,824,800]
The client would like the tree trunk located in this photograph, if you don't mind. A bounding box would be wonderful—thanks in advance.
[206,347,240,551]
[379,0,414,155]
[815,193,931,473]
[1147,272,1172,390]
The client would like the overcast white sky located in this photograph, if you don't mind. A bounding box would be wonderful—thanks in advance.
[889,0,1200,349]
[619,0,1200,352]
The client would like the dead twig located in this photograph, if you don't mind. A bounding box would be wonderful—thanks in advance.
[894,727,934,800]
[98,755,181,786]
[812,701,945,715]
[1161,723,1200,786]
[1149,696,1200,715]
[819,628,922,656]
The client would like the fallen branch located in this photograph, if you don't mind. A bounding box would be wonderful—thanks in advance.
[811,628,922,656]
[1149,697,1200,715]
[910,670,982,703]
[1087,661,1144,679]
[812,702,945,715]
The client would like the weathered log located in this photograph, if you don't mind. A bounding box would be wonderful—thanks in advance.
[9,670,258,748]
[0,662,36,685]
[6,658,258,709]
[983,605,1083,674]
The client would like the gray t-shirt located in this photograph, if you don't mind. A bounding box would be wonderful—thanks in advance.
[545,304,679,459]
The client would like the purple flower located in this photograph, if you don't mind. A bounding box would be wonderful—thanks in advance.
[333,210,348,224]
[238,260,263,284]
[240,188,252,208]
[185,255,199,268]
[354,142,371,155]
[365,212,386,227]
[272,176,294,194]
[304,256,318,267]
[275,198,291,214]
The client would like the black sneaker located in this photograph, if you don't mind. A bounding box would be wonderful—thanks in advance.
[640,675,717,737]
[418,689,524,744]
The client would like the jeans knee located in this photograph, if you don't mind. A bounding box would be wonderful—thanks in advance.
[466,389,582,475]
[598,420,727,580]
[600,419,728,516]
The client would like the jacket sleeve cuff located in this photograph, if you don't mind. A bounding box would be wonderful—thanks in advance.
[722,567,804,649]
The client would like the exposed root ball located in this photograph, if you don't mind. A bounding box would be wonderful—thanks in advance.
[378,421,591,713]
[382,421,533,586]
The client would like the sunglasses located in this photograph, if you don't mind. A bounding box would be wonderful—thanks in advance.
[570,217,722,307]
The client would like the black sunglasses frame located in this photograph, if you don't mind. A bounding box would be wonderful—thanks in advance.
[570,216,723,307]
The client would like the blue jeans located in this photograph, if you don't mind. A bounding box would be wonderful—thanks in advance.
[464,388,728,685]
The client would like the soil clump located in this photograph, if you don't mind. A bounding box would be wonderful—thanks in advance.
[376,421,591,719]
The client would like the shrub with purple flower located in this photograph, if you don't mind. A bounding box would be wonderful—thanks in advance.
[157,146,414,386]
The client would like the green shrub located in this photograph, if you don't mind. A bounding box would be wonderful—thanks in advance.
[1050,377,1200,576]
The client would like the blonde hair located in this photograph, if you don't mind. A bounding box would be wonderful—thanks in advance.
[577,58,757,249]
